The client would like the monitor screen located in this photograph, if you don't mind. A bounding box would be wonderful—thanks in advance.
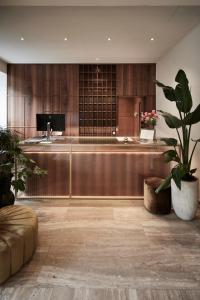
[36,114,65,131]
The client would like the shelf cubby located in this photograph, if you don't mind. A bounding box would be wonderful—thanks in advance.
[79,64,117,136]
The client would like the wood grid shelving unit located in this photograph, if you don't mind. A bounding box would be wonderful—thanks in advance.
[79,64,117,136]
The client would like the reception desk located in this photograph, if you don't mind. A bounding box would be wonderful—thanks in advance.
[19,137,171,199]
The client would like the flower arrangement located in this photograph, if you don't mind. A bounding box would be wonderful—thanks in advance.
[141,110,158,128]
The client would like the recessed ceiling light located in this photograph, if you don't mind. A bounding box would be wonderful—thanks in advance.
[150,37,155,41]
[20,37,24,41]
[107,37,111,41]
[64,37,68,41]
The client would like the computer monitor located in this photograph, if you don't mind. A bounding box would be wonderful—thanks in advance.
[36,114,65,131]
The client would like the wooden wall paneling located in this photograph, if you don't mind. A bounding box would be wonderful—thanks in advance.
[51,64,61,113]
[8,63,156,138]
[117,64,156,96]
[147,63,156,96]
[8,64,79,137]
[43,65,52,112]
[70,65,79,136]
[70,65,79,98]
[7,65,25,131]
[61,64,79,108]
[60,67,68,134]
[61,65,79,135]
[24,94,43,130]
[63,112,70,136]
[24,65,46,138]
[29,64,44,96]
[7,96,25,128]
[116,64,156,114]
[43,88,52,113]
[70,109,79,136]
[145,64,156,112]
[144,95,155,112]
[24,127,37,139]
[7,64,25,98]
[52,95,61,113]
[116,64,123,96]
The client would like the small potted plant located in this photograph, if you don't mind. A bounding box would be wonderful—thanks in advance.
[155,69,200,220]
[141,110,158,129]
[141,110,158,139]
[0,127,46,208]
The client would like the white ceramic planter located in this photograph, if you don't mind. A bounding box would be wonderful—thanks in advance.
[171,178,199,221]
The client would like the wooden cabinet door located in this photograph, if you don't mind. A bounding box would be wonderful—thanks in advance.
[118,96,141,136]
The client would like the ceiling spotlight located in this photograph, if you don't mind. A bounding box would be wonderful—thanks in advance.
[20,37,24,41]
[64,37,68,41]
[150,37,155,41]
[107,37,111,41]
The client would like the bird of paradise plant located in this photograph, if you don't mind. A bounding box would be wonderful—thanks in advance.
[155,69,200,193]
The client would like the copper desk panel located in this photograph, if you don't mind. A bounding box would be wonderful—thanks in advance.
[20,137,170,198]
[19,152,70,198]
[71,152,169,197]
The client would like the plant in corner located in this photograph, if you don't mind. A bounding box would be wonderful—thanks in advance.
[0,127,47,208]
[155,69,200,221]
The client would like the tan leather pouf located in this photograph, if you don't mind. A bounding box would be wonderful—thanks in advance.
[0,205,38,284]
[144,177,171,215]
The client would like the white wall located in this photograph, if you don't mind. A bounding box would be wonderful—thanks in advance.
[156,23,200,181]
[0,59,7,127]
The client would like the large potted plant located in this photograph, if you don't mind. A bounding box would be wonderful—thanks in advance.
[0,127,46,208]
[155,69,200,220]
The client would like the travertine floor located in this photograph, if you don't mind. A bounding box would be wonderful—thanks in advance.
[0,199,200,300]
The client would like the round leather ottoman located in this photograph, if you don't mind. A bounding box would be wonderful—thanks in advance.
[0,205,38,284]
[144,177,171,215]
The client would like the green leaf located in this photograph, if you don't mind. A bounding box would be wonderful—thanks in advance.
[171,167,182,190]
[190,168,197,174]
[161,138,178,146]
[175,69,189,85]
[33,166,47,176]
[175,83,192,113]
[171,165,188,190]
[156,80,177,102]
[184,104,200,125]
[155,174,172,194]
[11,178,26,192]
[163,150,180,163]
[191,138,200,143]
[159,110,182,128]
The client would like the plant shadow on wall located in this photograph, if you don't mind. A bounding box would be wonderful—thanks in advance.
[0,128,47,208]
[155,69,200,221]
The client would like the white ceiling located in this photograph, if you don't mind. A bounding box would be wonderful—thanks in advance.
[0,5,200,63]
[1,0,200,6]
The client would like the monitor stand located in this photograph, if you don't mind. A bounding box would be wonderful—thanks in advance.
[39,122,52,144]
[47,121,51,141]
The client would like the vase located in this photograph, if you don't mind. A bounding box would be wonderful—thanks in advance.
[153,127,156,141]
[171,178,199,221]
[145,125,156,141]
